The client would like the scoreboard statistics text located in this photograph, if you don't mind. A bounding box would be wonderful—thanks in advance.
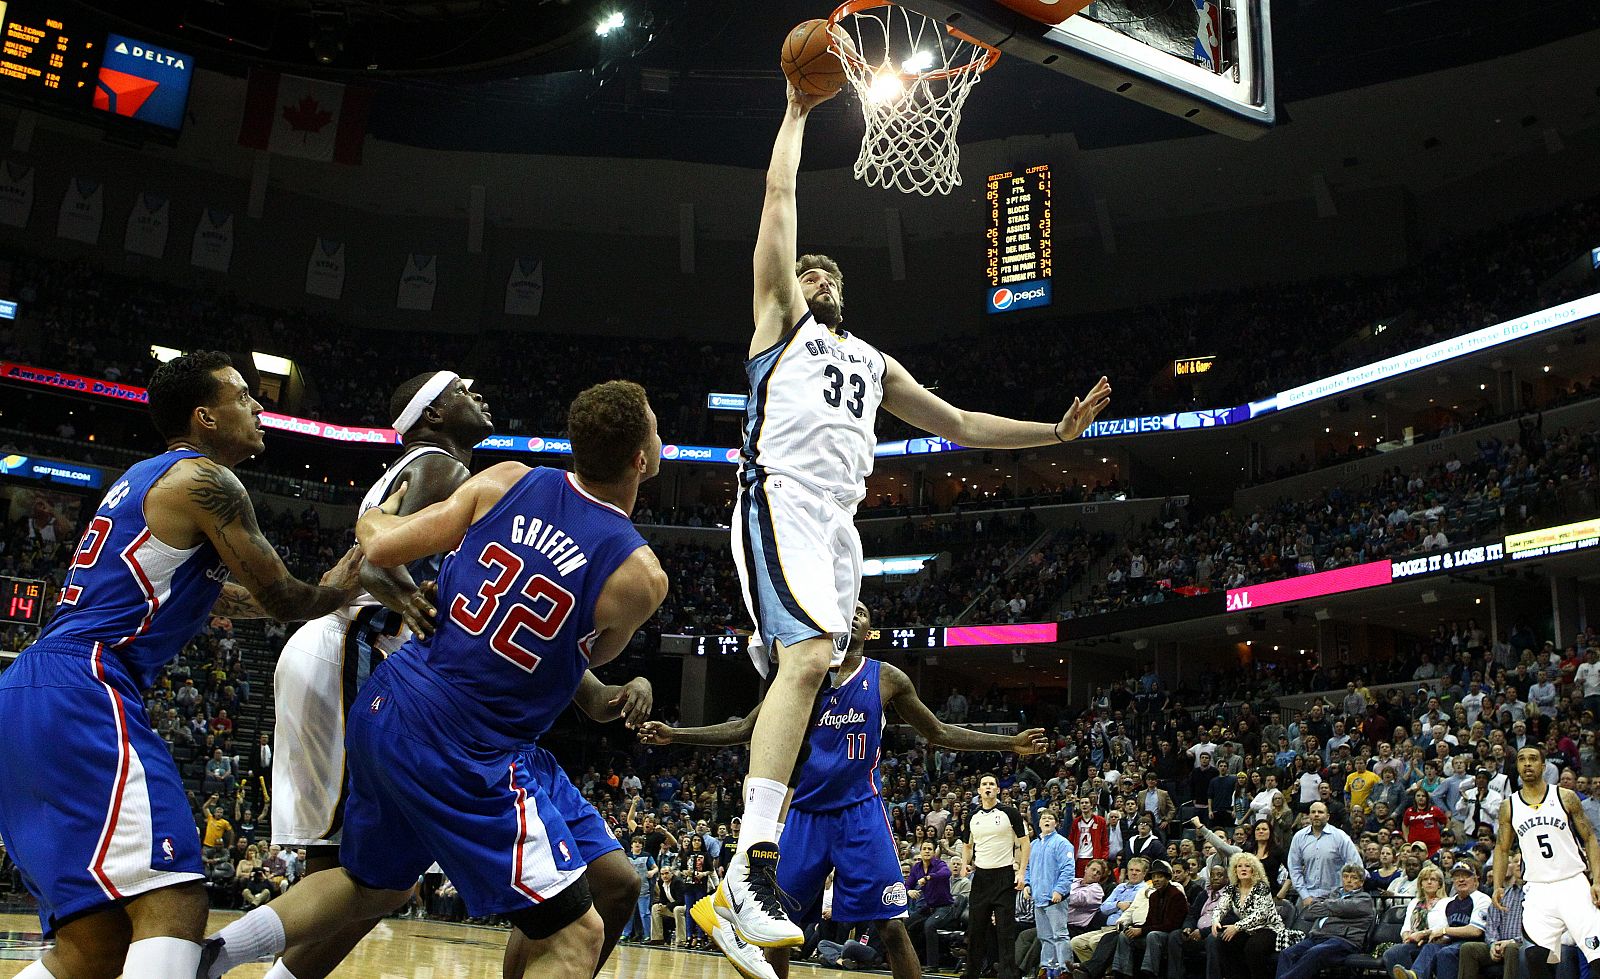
[985,164,1052,314]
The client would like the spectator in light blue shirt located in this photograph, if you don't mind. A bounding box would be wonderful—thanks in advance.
[1288,802,1363,906]
[1100,857,1149,926]
[1025,811,1075,979]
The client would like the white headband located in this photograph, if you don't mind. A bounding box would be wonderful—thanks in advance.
[392,370,460,436]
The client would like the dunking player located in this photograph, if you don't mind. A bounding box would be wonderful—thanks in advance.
[246,371,654,979]
[713,78,1111,958]
[201,381,668,979]
[1492,745,1600,978]
[641,602,1050,979]
[0,351,363,979]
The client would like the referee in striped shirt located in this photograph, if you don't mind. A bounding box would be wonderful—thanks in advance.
[961,774,1031,979]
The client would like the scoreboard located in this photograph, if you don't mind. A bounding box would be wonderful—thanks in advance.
[0,1,193,136]
[0,575,44,625]
[985,164,1052,314]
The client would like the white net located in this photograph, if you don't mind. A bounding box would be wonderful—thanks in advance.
[829,3,997,197]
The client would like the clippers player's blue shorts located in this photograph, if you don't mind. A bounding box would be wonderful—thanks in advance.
[778,796,909,925]
[339,669,593,917]
[0,640,204,935]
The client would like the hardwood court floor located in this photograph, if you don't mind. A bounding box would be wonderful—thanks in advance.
[0,912,838,978]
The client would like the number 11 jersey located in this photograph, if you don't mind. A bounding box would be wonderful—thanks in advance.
[741,312,887,512]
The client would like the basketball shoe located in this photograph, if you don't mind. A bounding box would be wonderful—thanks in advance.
[692,895,779,979]
[711,841,802,948]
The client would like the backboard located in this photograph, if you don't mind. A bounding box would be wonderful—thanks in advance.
[900,0,1276,138]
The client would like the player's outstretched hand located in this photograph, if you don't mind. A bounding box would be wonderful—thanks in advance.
[1011,727,1050,755]
[636,720,676,745]
[1055,376,1113,442]
[319,545,365,601]
[611,677,654,730]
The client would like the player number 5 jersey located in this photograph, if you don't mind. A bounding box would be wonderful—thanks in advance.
[741,312,886,512]
[1508,784,1588,883]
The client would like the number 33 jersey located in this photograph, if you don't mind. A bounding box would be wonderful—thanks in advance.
[741,311,887,512]
[379,467,646,749]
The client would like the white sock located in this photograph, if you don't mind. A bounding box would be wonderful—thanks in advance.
[210,904,286,974]
[122,937,201,978]
[15,959,57,978]
[264,959,302,979]
[736,778,787,853]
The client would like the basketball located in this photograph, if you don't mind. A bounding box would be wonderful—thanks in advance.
[781,19,847,97]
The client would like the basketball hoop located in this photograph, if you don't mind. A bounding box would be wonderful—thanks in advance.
[827,0,1000,197]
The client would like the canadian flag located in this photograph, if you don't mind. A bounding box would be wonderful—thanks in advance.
[238,69,371,164]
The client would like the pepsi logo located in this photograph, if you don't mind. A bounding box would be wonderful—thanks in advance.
[662,444,680,460]
[527,436,545,452]
[992,288,1014,310]
[724,448,741,463]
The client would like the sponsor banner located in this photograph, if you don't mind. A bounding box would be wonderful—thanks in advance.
[258,413,398,445]
[1226,559,1392,612]
[707,393,747,411]
[1506,518,1600,561]
[987,278,1051,314]
[1174,355,1216,376]
[96,34,193,131]
[946,622,1058,646]
[0,454,104,489]
[862,554,936,577]
[1081,406,1249,439]
[1390,543,1504,580]
[1,361,149,403]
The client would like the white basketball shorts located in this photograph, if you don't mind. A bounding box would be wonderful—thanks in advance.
[1521,874,1600,961]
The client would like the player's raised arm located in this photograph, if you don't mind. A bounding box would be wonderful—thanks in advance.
[356,461,528,568]
[180,458,362,622]
[882,352,1112,449]
[880,662,1049,754]
[752,84,838,355]
[637,705,763,748]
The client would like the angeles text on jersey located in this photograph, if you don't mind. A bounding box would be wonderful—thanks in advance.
[816,706,868,729]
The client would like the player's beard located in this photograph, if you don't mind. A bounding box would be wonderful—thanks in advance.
[807,293,843,327]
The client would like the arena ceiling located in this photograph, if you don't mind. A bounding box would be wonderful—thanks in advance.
[80,0,1600,164]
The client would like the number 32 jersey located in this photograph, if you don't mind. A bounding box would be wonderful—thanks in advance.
[378,467,646,750]
[741,312,886,512]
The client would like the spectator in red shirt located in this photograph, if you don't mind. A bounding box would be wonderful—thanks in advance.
[1399,786,1449,856]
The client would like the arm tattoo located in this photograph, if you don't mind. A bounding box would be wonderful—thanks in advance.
[212,583,267,618]
[189,462,251,528]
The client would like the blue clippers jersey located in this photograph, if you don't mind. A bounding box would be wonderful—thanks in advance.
[790,658,886,812]
[38,449,228,691]
[379,467,646,749]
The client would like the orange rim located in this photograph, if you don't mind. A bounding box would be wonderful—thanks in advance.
[826,0,1001,81]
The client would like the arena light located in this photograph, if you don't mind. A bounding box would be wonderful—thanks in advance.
[595,11,624,36]
[901,50,935,73]
[150,344,184,363]
[252,351,294,376]
[868,71,905,103]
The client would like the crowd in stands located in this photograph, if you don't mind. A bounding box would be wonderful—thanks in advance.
[4,190,1597,485]
[1069,418,1600,618]
[542,625,1600,978]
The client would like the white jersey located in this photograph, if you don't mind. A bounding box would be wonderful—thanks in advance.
[740,312,886,511]
[334,443,455,628]
[1508,783,1588,883]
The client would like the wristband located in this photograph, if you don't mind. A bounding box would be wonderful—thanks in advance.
[1054,421,1067,443]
